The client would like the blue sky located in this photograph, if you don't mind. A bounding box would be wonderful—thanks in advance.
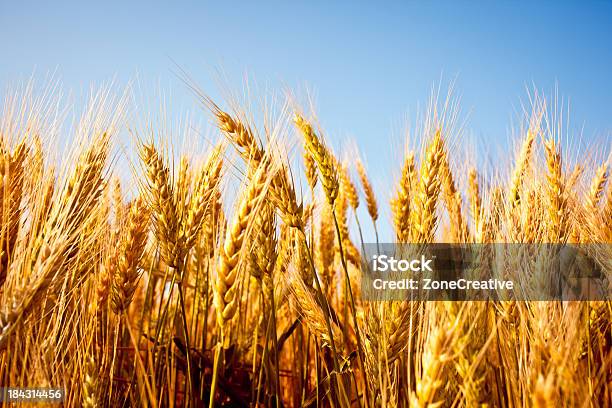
[1,1,611,238]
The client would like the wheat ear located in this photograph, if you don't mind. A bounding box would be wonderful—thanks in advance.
[111,197,150,314]
[293,113,338,205]
[544,138,567,242]
[413,130,444,243]
[411,321,455,407]
[509,130,536,208]
[289,268,343,349]
[303,149,318,191]
[356,159,378,222]
[585,163,608,212]
[468,168,483,241]
[140,143,181,269]
[214,162,268,332]
[82,353,98,408]
[392,151,415,242]
[440,147,468,242]
[0,143,26,285]
[214,108,263,166]
[339,161,359,210]
[182,144,224,251]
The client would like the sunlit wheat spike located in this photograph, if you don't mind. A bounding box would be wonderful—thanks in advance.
[356,158,379,222]
[182,143,224,250]
[97,258,112,311]
[293,113,338,205]
[0,143,26,285]
[604,180,612,240]
[468,168,482,239]
[200,187,224,258]
[62,135,110,228]
[412,129,444,243]
[411,320,456,408]
[544,138,567,241]
[111,197,150,314]
[34,132,111,281]
[317,203,335,290]
[269,164,304,229]
[139,142,181,269]
[509,129,537,208]
[334,190,361,265]
[214,161,268,332]
[338,160,359,210]
[566,163,583,192]
[82,353,98,408]
[363,302,414,382]
[273,222,293,279]
[214,108,263,166]
[440,146,468,242]
[586,163,608,212]
[303,149,318,191]
[289,267,343,350]
[292,228,315,284]
[111,177,124,233]
[392,151,415,242]
[249,202,277,284]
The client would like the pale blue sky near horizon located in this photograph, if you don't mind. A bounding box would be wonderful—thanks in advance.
[1,0,611,239]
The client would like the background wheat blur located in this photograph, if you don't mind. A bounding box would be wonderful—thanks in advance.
[0,82,610,408]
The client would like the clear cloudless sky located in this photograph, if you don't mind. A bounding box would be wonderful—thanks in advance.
[1,0,611,238]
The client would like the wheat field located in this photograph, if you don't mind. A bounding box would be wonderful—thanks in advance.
[0,83,610,407]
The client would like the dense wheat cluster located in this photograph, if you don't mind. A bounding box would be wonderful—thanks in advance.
[0,84,610,407]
